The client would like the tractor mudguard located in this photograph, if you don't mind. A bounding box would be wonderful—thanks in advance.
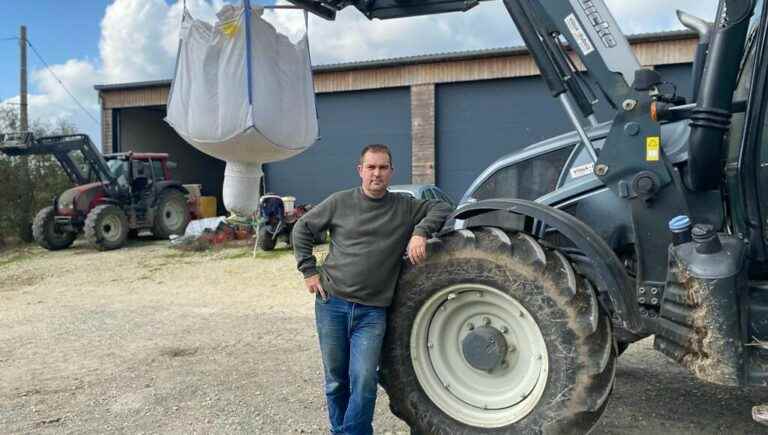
[451,198,643,334]
[152,181,188,205]
[155,181,188,195]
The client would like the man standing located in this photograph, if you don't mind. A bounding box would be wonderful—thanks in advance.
[292,144,452,435]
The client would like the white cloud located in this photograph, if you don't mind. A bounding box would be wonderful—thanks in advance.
[7,0,723,145]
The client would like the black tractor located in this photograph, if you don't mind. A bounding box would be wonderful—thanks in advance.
[0,132,190,251]
[293,0,768,432]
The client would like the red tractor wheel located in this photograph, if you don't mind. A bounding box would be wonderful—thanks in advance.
[84,205,129,251]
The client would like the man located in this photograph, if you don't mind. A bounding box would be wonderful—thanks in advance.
[292,144,452,435]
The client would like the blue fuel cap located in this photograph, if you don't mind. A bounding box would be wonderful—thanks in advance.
[669,215,691,232]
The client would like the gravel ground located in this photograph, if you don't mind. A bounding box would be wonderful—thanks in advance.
[1,239,767,434]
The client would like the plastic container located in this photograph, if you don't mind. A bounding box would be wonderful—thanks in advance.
[198,196,218,218]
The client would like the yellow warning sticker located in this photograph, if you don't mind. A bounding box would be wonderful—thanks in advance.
[219,19,240,38]
[646,136,660,161]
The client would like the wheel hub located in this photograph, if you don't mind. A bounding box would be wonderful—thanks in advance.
[462,326,508,371]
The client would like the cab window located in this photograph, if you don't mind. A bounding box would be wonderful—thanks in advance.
[472,147,574,201]
[150,160,166,181]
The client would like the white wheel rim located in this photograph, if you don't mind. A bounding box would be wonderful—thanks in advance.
[100,214,123,242]
[410,283,549,428]
[163,200,184,229]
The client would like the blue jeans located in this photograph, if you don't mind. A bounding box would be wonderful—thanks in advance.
[315,294,387,435]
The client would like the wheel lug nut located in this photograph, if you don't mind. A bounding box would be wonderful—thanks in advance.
[483,317,491,326]
[508,344,517,353]
[501,326,509,334]
[467,323,475,331]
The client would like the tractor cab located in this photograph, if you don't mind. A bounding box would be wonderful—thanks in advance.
[103,152,172,199]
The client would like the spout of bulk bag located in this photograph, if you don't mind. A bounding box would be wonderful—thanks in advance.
[223,161,262,216]
[165,1,318,215]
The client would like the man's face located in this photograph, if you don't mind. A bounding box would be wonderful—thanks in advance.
[357,151,393,197]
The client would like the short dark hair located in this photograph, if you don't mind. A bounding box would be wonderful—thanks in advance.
[359,144,393,167]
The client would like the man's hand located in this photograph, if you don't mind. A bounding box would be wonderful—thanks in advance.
[304,274,327,300]
[407,235,428,265]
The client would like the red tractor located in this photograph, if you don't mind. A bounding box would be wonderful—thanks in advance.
[0,132,191,251]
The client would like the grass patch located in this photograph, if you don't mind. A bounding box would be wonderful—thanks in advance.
[0,250,35,267]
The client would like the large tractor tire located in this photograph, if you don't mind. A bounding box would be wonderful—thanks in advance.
[258,226,276,251]
[153,189,191,239]
[32,206,76,251]
[84,205,129,251]
[380,227,616,434]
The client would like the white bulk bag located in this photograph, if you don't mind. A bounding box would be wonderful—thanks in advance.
[165,2,318,216]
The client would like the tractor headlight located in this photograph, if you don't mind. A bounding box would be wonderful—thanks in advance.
[58,195,74,211]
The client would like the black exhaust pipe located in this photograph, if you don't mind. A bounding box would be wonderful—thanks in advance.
[686,0,755,191]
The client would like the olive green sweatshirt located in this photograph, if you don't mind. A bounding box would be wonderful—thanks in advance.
[292,188,452,307]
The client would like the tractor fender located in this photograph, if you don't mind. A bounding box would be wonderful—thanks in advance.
[152,181,188,206]
[450,198,643,334]
[155,181,188,196]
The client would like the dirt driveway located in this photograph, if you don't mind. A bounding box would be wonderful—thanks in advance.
[1,239,767,434]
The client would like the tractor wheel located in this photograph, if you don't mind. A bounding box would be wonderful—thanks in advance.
[258,226,276,251]
[153,190,191,239]
[32,206,76,251]
[380,227,616,434]
[84,205,129,251]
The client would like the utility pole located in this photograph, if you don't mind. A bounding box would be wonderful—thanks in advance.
[18,25,32,241]
[20,25,28,131]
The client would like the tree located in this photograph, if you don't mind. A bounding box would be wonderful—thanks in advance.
[0,105,75,245]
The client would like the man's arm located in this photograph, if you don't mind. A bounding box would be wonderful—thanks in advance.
[292,195,335,279]
[407,198,453,264]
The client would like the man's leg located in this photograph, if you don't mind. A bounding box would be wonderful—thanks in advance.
[343,304,387,435]
[315,295,351,433]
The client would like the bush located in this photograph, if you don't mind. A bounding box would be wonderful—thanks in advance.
[0,106,76,244]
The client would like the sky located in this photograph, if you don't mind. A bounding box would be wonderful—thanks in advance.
[0,0,720,146]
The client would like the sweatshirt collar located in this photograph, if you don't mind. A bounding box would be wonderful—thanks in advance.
[358,187,389,203]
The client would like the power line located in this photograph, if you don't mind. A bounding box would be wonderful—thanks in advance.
[0,36,18,41]
[24,39,100,125]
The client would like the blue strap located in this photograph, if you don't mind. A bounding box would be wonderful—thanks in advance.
[243,0,254,106]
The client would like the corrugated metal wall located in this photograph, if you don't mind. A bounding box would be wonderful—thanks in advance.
[264,87,411,205]
[436,65,693,202]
